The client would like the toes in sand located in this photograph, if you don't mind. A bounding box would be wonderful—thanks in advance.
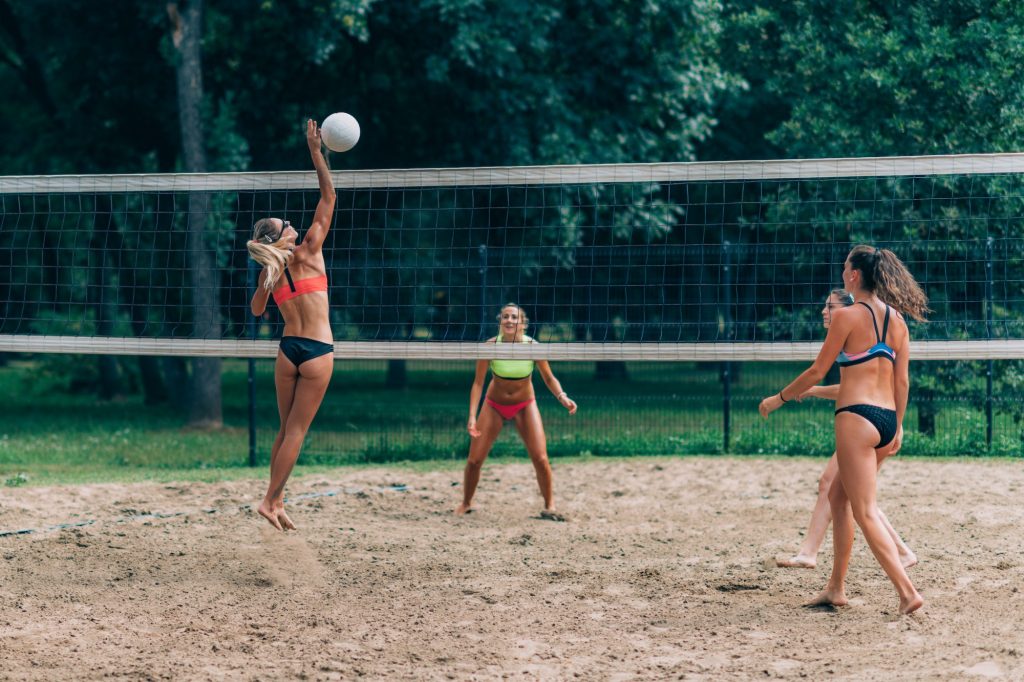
[776,554,816,569]
[803,589,848,609]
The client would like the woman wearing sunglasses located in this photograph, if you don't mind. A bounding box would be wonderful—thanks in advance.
[246,119,336,531]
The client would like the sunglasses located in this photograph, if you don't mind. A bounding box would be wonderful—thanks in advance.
[259,220,291,244]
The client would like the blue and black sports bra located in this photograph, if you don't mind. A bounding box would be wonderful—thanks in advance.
[836,302,896,367]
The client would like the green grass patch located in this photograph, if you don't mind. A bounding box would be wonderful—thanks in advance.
[1,357,1021,487]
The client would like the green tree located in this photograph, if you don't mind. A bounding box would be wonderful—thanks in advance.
[719,0,1024,439]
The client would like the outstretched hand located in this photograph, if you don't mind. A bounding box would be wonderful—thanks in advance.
[306,119,323,155]
[759,394,783,419]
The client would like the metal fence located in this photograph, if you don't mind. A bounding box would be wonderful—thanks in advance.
[248,359,1024,464]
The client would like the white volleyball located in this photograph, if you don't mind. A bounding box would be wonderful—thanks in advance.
[321,112,360,152]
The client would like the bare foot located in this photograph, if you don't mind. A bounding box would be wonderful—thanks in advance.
[257,500,283,531]
[776,554,816,568]
[900,552,918,569]
[276,507,297,531]
[454,503,475,516]
[803,587,848,608]
[539,509,567,522]
[899,591,924,615]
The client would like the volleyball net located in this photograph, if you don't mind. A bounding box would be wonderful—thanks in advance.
[2,154,1024,456]
[3,154,1024,358]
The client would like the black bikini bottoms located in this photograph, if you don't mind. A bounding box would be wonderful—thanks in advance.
[279,336,333,367]
[835,404,898,449]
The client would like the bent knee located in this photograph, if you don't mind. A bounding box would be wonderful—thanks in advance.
[817,476,832,496]
[851,505,881,526]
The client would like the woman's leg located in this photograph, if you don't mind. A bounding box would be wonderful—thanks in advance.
[877,508,917,568]
[806,463,854,607]
[825,413,922,613]
[778,453,838,568]
[512,402,555,513]
[874,451,918,569]
[258,353,299,530]
[258,354,333,530]
[456,404,503,514]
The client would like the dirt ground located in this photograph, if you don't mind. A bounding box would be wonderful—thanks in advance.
[0,457,1022,681]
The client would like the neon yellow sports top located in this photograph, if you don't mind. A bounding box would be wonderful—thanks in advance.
[490,335,534,380]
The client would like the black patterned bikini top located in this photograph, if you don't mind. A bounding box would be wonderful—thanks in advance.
[836,302,896,367]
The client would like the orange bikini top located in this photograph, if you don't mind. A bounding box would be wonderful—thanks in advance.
[272,268,328,305]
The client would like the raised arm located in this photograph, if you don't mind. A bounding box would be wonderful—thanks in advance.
[537,360,577,414]
[299,119,336,253]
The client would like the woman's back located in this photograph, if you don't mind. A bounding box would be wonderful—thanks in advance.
[273,243,331,341]
[836,301,906,410]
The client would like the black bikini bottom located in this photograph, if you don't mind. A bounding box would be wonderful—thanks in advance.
[279,336,333,367]
[835,404,898,449]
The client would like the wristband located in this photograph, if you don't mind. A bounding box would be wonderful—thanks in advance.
[557,391,568,400]
[778,391,788,403]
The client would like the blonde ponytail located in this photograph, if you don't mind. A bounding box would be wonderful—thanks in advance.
[248,218,294,291]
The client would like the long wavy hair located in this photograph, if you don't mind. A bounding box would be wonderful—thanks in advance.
[247,218,293,291]
[847,245,930,321]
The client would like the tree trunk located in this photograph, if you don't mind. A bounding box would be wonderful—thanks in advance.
[163,357,189,404]
[169,0,222,428]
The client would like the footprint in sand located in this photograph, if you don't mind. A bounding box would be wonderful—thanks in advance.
[964,661,1005,678]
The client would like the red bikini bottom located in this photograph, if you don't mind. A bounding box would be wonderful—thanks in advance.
[485,398,534,420]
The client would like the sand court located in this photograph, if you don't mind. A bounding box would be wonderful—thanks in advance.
[1,457,1021,680]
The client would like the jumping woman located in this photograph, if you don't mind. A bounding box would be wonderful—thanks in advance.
[776,289,916,570]
[760,246,928,614]
[247,119,336,531]
[456,303,578,518]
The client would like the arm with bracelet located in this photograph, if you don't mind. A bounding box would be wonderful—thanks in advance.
[537,361,577,415]
[759,308,855,419]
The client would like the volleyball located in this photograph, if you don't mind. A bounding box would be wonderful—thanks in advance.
[321,112,360,152]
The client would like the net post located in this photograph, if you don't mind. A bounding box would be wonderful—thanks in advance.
[721,240,732,453]
[985,236,994,451]
[247,258,258,468]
